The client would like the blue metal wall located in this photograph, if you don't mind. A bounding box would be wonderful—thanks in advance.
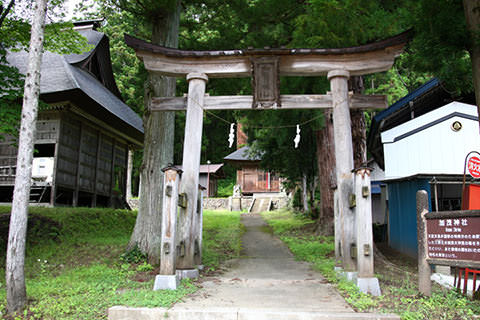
[388,179,431,258]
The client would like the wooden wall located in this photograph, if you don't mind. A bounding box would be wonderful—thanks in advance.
[0,109,129,207]
[237,165,280,194]
[56,111,128,205]
[0,136,18,186]
[0,112,60,187]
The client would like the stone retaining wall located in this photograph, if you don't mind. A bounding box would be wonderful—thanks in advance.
[202,197,230,210]
[128,196,290,212]
[202,197,254,211]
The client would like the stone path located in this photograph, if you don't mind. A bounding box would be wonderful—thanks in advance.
[109,214,399,319]
[173,213,351,312]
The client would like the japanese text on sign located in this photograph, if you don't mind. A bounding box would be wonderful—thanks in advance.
[427,216,480,261]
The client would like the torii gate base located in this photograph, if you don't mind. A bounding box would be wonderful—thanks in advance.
[126,31,410,294]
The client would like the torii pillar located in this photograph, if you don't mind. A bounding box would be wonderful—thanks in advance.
[176,73,208,271]
[328,70,356,271]
[124,30,411,285]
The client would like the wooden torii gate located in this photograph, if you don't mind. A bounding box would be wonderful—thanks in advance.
[125,31,410,291]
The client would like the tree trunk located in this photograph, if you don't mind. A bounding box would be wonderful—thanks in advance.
[463,0,480,128]
[302,173,309,212]
[315,109,336,236]
[6,0,47,313]
[349,76,367,168]
[128,1,180,264]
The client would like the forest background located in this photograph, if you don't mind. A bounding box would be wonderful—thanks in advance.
[0,0,476,221]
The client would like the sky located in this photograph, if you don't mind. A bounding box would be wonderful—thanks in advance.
[12,0,85,23]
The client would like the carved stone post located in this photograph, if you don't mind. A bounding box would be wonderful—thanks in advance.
[354,167,381,296]
[328,70,356,271]
[177,73,208,271]
[154,166,182,290]
[417,190,432,296]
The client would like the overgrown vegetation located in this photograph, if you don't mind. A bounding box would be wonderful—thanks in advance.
[0,207,242,319]
[202,210,243,271]
[261,209,480,320]
[215,177,235,198]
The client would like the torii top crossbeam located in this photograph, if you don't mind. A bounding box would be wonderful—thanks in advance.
[126,31,410,274]
[125,31,411,78]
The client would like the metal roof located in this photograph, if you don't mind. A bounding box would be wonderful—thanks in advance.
[367,78,458,169]
[177,163,224,174]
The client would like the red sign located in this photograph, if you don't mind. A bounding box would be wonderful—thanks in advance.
[468,156,480,178]
[427,216,480,261]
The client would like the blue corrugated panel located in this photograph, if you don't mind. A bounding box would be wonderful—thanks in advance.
[371,181,384,195]
[388,179,431,258]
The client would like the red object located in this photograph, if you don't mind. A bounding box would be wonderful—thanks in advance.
[463,268,480,296]
[468,156,480,178]
[463,184,480,210]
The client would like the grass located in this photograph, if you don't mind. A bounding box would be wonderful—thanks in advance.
[202,210,244,271]
[261,209,480,320]
[0,206,242,319]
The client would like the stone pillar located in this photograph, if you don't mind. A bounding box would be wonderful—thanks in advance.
[154,166,182,290]
[328,70,356,271]
[354,167,380,296]
[417,190,431,296]
[176,73,208,271]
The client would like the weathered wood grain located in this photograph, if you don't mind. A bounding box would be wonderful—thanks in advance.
[328,70,356,271]
[150,94,387,111]
[160,168,181,275]
[176,73,208,270]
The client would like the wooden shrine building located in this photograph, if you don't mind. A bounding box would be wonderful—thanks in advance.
[224,125,280,195]
[125,30,410,291]
[0,20,143,207]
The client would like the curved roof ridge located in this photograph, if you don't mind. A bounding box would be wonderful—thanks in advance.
[125,29,413,57]
[65,29,104,65]
[61,57,81,90]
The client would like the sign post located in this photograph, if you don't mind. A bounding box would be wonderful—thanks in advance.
[418,190,480,296]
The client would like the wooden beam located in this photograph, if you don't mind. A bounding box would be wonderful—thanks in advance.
[125,32,411,78]
[149,94,387,111]
[139,47,405,78]
[73,122,83,207]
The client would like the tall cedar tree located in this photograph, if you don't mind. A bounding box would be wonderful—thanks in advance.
[106,0,181,264]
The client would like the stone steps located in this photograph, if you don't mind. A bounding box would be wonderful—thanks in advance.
[108,306,400,320]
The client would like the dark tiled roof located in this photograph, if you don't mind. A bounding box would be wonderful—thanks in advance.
[65,29,104,64]
[224,146,261,162]
[7,28,143,137]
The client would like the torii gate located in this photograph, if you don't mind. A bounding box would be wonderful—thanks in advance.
[125,31,410,292]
